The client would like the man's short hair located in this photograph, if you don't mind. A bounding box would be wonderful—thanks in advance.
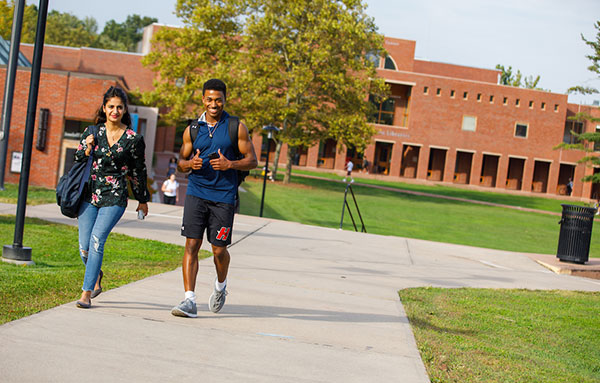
[203,79,227,98]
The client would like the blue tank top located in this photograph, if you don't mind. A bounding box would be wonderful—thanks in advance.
[186,111,237,205]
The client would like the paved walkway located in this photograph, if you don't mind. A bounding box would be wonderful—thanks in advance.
[1,202,599,382]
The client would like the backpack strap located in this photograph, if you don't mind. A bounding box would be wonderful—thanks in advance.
[228,116,240,158]
[189,119,199,146]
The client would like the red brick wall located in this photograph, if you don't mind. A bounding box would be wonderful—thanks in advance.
[413,60,499,84]
[0,67,119,189]
[382,37,416,72]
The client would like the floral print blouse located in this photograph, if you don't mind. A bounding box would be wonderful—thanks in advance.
[75,124,149,207]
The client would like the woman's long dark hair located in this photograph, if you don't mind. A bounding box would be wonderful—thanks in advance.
[94,86,132,127]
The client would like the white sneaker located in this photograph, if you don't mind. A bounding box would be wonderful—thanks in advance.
[209,285,228,313]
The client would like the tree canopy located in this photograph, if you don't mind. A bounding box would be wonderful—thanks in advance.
[496,64,543,90]
[0,1,156,52]
[556,20,600,185]
[143,0,388,182]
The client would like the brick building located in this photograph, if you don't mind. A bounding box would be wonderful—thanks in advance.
[0,43,158,189]
[257,36,599,200]
[2,28,598,200]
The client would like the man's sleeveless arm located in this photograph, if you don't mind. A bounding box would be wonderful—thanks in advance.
[177,125,195,172]
[230,120,257,171]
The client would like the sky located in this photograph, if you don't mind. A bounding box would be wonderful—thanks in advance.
[39,0,600,105]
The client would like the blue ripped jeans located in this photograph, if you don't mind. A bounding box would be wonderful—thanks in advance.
[77,202,126,291]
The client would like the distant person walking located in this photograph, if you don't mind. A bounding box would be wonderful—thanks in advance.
[167,156,178,176]
[171,79,257,318]
[362,158,370,174]
[161,172,179,205]
[343,159,354,183]
[566,178,573,196]
[74,86,149,309]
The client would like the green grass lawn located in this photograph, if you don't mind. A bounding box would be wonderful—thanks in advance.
[240,176,600,257]
[0,215,210,324]
[290,168,590,213]
[2,177,598,257]
[0,182,58,205]
[400,287,600,383]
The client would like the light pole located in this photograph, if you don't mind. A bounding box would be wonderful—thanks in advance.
[259,125,280,217]
[0,0,26,190]
[2,0,48,265]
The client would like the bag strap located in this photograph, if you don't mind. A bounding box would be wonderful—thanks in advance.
[79,125,99,194]
[228,116,240,159]
[189,119,199,146]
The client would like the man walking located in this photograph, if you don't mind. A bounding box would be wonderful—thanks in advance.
[343,159,354,183]
[171,79,257,317]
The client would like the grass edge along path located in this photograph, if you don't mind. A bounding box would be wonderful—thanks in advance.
[239,177,600,257]
[399,287,600,383]
[0,215,210,325]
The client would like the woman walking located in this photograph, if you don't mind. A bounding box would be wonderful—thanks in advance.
[161,172,179,205]
[74,86,149,308]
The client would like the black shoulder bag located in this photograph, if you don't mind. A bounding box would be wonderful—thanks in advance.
[56,125,99,218]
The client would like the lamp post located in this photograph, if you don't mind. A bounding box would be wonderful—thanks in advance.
[259,125,280,217]
[2,0,48,265]
[0,0,26,190]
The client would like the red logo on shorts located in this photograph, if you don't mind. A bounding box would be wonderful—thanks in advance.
[216,227,231,241]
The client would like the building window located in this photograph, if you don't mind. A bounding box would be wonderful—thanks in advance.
[503,97,508,105]
[366,52,380,68]
[477,93,482,102]
[436,88,441,96]
[489,95,494,103]
[368,95,395,125]
[554,104,559,112]
[529,100,534,109]
[462,115,477,132]
[563,120,584,144]
[541,102,546,110]
[515,99,520,107]
[384,55,396,70]
[595,125,600,152]
[64,119,92,140]
[515,123,528,138]
[175,77,186,88]
[423,86,429,95]
[450,90,456,98]
[463,91,468,100]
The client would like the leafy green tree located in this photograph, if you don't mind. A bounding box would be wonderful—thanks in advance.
[557,21,600,184]
[99,15,157,52]
[0,0,39,44]
[44,10,97,47]
[143,0,387,183]
[0,2,156,52]
[496,64,542,90]
[142,0,244,121]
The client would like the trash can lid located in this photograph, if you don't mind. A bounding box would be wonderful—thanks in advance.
[560,204,596,215]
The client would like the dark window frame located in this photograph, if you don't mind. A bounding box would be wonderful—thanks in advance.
[369,95,396,126]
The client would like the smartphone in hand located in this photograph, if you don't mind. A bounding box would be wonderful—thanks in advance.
[208,152,219,160]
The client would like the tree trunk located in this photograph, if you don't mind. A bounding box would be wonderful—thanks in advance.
[271,140,283,181]
[283,146,293,184]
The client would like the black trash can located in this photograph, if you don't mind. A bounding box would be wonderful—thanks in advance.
[557,204,596,264]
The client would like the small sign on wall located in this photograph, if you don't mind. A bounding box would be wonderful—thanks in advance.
[10,151,22,173]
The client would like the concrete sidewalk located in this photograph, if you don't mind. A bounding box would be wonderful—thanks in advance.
[1,202,599,382]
